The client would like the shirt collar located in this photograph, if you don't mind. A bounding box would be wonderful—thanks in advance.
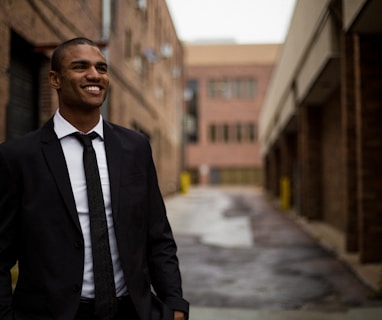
[53,110,104,140]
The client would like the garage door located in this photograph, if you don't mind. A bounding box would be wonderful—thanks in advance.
[6,33,38,140]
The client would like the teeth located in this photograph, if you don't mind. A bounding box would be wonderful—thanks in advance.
[85,86,100,91]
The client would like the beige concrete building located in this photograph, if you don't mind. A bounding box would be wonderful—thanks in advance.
[184,43,280,185]
[259,0,382,263]
[0,0,183,195]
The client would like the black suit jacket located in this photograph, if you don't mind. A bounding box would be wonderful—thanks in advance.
[0,119,189,320]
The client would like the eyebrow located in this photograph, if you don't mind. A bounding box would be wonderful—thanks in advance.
[70,60,108,67]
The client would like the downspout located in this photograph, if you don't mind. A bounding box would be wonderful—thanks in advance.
[101,0,111,119]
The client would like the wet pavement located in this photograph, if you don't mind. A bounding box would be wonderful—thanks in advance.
[165,187,382,319]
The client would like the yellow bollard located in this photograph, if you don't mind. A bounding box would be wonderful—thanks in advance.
[11,264,18,290]
[280,176,291,211]
[180,171,191,194]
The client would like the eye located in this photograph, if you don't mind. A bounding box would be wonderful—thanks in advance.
[73,64,86,70]
[97,64,108,73]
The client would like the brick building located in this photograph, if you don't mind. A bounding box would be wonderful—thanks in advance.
[259,0,382,263]
[184,43,280,185]
[0,0,183,195]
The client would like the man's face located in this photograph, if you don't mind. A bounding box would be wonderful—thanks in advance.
[52,44,109,111]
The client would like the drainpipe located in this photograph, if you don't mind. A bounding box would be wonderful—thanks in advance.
[101,0,111,119]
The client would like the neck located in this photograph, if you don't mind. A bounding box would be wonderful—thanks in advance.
[59,108,101,133]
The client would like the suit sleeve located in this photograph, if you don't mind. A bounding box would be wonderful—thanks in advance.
[144,141,189,316]
[0,147,19,320]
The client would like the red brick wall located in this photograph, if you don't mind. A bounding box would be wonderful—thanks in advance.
[186,63,274,183]
[321,89,345,230]
[354,34,382,262]
[262,6,382,263]
[0,0,103,143]
[107,0,184,195]
[298,106,323,220]
[341,33,359,252]
[268,146,281,197]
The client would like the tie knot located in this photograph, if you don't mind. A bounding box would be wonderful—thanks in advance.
[73,132,98,147]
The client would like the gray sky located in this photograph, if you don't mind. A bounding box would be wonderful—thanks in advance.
[165,0,297,44]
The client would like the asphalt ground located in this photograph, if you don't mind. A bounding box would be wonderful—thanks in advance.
[165,186,382,320]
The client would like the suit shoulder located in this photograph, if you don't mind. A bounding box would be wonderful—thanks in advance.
[0,129,42,152]
[106,122,149,145]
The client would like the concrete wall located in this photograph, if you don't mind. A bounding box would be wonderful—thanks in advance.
[259,0,382,263]
[259,0,332,154]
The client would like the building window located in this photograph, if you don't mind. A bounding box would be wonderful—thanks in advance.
[209,124,216,143]
[208,77,257,99]
[235,123,242,143]
[223,124,229,142]
[207,122,257,144]
[248,123,257,142]
[207,80,216,98]
[185,80,199,143]
[248,78,256,98]
[125,30,132,59]
[207,79,230,99]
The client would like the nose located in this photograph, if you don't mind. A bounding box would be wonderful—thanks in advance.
[85,66,101,80]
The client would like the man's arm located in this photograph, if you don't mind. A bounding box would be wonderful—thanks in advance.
[144,141,189,318]
[0,148,19,320]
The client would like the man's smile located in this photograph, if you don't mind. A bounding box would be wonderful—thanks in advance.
[83,85,103,93]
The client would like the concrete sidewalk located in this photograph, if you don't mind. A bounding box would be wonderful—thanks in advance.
[190,306,382,320]
[292,213,382,293]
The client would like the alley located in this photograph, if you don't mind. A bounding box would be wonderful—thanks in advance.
[165,187,382,319]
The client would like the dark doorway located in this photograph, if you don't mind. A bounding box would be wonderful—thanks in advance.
[6,32,40,140]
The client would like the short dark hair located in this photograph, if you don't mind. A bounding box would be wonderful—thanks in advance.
[51,37,99,72]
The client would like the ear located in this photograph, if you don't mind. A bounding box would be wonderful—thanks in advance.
[49,71,61,89]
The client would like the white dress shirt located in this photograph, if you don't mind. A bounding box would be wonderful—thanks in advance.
[53,110,128,298]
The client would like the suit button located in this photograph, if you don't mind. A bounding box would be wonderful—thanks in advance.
[73,284,81,293]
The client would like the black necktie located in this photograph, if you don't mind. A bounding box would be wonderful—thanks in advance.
[74,132,117,320]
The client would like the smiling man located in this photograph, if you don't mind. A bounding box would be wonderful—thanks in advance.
[0,38,189,320]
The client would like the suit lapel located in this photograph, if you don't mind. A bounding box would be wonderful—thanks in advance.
[41,119,82,232]
[103,121,122,221]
